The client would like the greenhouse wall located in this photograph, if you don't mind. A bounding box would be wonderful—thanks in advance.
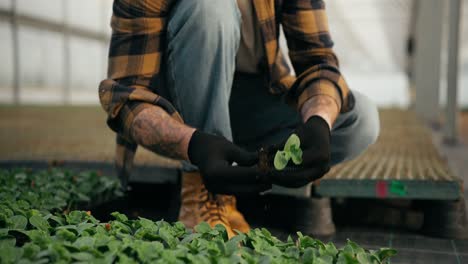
[0,0,466,106]
[0,0,112,105]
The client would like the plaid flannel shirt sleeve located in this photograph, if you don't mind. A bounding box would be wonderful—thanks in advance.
[98,0,183,189]
[98,0,182,140]
[281,0,353,113]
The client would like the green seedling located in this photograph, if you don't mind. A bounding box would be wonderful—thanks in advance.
[274,133,303,170]
[0,168,396,263]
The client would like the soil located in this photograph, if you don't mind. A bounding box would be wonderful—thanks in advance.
[89,182,181,223]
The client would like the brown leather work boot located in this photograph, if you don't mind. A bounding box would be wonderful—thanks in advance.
[219,195,251,234]
[177,171,235,238]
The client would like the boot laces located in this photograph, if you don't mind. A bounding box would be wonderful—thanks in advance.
[198,187,228,224]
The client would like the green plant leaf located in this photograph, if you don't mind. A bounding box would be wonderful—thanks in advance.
[347,239,365,255]
[56,229,77,242]
[22,242,40,259]
[302,247,315,263]
[159,227,177,249]
[0,243,23,263]
[377,248,397,261]
[289,145,303,165]
[194,222,211,234]
[336,252,359,264]
[9,215,28,230]
[323,242,338,256]
[29,215,49,231]
[225,234,244,256]
[47,215,65,226]
[71,252,95,261]
[111,212,128,222]
[357,252,371,264]
[284,134,300,153]
[0,237,16,248]
[274,134,303,170]
[0,168,399,263]
[73,236,95,251]
[135,241,162,262]
[26,230,50,248]
[65,211,87,225]
[76,193,90,202]
[274,151,290,170]
[76,222,95,235]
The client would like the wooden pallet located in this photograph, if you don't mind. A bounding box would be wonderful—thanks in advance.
[316,109,462,200]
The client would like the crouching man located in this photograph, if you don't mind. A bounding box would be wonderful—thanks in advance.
[99,0,380,238]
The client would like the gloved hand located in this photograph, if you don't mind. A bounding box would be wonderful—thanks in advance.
[188,130,271,194]
[259,116,331,188]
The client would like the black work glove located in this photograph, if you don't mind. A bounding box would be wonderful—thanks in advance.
[259,116,331,188]
[188,130,271,194]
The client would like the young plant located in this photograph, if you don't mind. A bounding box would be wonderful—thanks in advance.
[0,168,397,263]
[274,133,303,170]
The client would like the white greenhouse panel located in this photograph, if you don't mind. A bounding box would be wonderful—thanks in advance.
[0,0,465,106]
[0,0,11,9]
[462,0,468,70]
[69,37,105,104]
[343,72,410,108]
[101,0,113,36]
[17,0,63,23]
[0,22,13,103]
[18,26,64,103]
[328,0,410,73]
[67,0,102,33]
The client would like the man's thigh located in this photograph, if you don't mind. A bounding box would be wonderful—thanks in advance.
[229,72,300,152]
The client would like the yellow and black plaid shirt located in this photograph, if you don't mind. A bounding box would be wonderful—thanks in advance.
[98,0,353,169]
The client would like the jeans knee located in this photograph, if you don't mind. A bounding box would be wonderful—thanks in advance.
[353,92,380,151]
[332,91,380,165]
[361,103,380,146]
[170,0,241,42]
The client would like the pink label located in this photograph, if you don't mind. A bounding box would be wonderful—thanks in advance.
[376,181,388,198]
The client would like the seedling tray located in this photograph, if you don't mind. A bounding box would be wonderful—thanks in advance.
[316,109,462,200]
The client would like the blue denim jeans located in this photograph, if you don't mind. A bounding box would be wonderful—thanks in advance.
[164,0,380,196]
